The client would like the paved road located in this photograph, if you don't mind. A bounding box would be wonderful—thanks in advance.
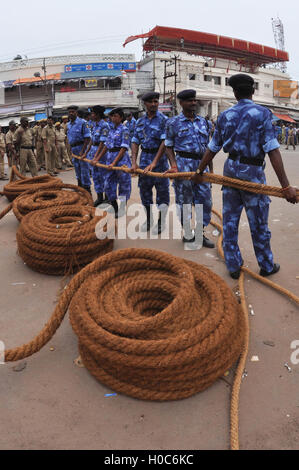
[0,150,298,450]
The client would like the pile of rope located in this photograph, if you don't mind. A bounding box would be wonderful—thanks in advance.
[12,184,93,222]
[5,248,245,401]
[0,166,60,202]
[16,205,113,275]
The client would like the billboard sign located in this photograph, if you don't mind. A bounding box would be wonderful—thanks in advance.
[65,62,136,73]
[273,80,298,99]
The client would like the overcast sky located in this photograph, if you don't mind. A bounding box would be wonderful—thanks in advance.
[1,0,299,79]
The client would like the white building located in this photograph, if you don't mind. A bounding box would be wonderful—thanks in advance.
[0,46,298,126]
[138,51,299,122]
[0,53,153,125]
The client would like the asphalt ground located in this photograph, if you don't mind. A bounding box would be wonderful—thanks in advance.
[0,149,298,450]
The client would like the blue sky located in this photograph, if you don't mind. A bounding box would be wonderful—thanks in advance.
[1,0,298,79]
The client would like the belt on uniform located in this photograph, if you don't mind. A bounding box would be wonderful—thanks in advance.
[108,147,122,152]
[176,151,202,160]
[71,141,84,147]
[141,147,160,154]
[228,154,265,167]
[20,146,33,150]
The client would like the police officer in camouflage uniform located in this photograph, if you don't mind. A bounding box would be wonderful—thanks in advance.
[165,89,214,248]
[67,105,91,191]
[131,92,169,234]
[82,105,110,206]
[94,108,131,218]
[194,73,297,278]
[124,112,136,146]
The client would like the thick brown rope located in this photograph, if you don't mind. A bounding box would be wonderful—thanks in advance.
[16,205,113,275]
[11,184,93,221]
[210,208,299,450]
[74,155,299,202]
[4,248,245,401]
[0,165,60,202]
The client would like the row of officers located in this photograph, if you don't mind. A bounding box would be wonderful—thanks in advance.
[2,74,297,279]
[65,74,297,279]
[0,116,74,181]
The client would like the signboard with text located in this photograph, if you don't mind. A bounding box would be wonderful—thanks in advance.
[65,62,136,73]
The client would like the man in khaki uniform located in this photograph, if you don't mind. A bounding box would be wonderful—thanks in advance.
[55,121,71,168]
[36,119,46,170]
[61,115,73,166]
[13,117,38,177]
[286,125,296,150]
[5,120,18,170]
[42,116,59,175]
[0,125,8,180]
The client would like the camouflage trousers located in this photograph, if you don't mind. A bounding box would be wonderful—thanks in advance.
[104,151,131,201]
[86,146,108,194]
[222,186,274,273]
[173,156,212,227]
[72,145,90,186]
[138,154,170,207]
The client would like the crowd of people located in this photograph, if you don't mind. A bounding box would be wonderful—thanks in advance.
[274,123,299,150]
[0,74,297,280]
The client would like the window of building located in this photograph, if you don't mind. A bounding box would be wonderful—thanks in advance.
[189,73,196,80]
[204,75,221,85]
[254,82,259,90]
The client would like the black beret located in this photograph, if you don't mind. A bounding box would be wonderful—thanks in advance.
[67,105,79,111]
[9,120,16,126]
[177,89,196,100]
[228,74,254,90]
[109,107,125,117]
[92,105,106,115]
[142,92,160,102]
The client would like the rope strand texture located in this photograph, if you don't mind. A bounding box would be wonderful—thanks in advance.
[16,205,113,275]
[75,156,299,202]
[0,166,60,202]
[12,184,93,221]
[66,249,245,401]
[5,248,245,401]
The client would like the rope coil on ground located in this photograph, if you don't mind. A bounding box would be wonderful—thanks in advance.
[0,166,60,202]
[12,184,93,221]
[5,248,245,401]
[16,205,114,275]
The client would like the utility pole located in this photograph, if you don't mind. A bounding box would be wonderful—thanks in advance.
[160,55,180,115]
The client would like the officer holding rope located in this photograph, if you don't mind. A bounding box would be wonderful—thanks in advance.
[193,73,297,279]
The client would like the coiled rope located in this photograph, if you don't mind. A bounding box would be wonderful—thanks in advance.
[16,205,114,275]
[11,184,93,222]
[4,248,245,401]
[0,166,60,202]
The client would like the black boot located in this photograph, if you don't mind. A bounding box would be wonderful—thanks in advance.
[152,208,168,235]
[94,193,103,207]
[181,212,194,242]
[202,234,215,249]
[83,185,91,194]
[108,200,119,218]
[141,205,153,232]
